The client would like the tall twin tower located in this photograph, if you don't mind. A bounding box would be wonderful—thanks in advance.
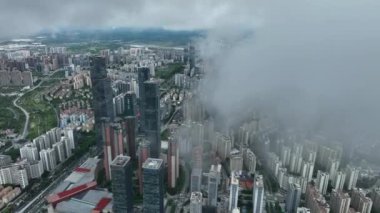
[90,56,161,180]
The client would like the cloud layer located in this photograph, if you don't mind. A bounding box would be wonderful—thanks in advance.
[0,0,256,39]
[199,0,380,143]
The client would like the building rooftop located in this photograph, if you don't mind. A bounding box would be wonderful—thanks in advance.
[111,155,131,167]
[54,189,113,213]
[52,157,100,194]
[142,158,163,170]
[255,175,264,187]
[144,78,160,84]
[230,149,241,155]
[47,181,97,205]
[191,192,203,203]
[138,138,150,147]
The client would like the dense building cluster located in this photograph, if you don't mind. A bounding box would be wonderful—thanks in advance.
[0,70,33,87]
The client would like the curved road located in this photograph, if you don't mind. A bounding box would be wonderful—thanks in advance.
[12,96,30,139]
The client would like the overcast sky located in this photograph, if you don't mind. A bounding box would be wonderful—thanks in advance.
[0,0,258,39]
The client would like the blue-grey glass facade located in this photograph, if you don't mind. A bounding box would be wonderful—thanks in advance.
[143,158,164,213]
[90,56,114,147]
[143,80,161,158]
[111,155,133,213]
[137,67,150,133]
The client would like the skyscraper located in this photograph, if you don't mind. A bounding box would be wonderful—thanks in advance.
[330,190,351,213]
[110,155,133,213]
[168,137,179,189]
[286,183,302,213]
[124,116,137,159]
[138,139,150,194]
[143,158,164,213]
[113,93,125,116]
[137,67,150,132]
[101,117,113,180]
[190,192,203,213]
[143,79,161,158]
[90,56,114,147]
[207,165,220,207]
[230,149,243,172]
[124,91,137,116]
[229,173,240,211]
[253,175,265,213]
[124,91,137,159]
[191,168,202,193]
[111,121,124,157]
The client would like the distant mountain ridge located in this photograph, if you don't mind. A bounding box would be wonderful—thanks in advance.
[35,28,205,45]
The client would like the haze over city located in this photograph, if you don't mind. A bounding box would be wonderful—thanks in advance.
[0,0,379,213]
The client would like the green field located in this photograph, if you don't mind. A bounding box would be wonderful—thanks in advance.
[155,63,184,80]
[17,71,65,139]
[0,96,25,134]
[66,42,121,54]
[18,88,57,139]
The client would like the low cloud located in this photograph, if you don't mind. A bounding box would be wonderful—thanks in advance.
[199,0,380,144]
[0,0,256,39]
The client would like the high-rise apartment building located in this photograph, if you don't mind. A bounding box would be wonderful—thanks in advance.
[333,171,346,191]
[244,148,256,175]
[316,170,330,195]
[345,165,359,190]
[352,188,373,213]
[305,183,330,213]
[20,143,39,161]
[286,183,302,213]
[330,190,351,213]
[39,148,57,171]
[207,165,220,207]
[229,173,240,211]
[253,175,265,213]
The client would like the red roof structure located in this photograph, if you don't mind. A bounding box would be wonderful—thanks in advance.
[74,167,91,173]
[47,181,97,206]
[92,197,112,212]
